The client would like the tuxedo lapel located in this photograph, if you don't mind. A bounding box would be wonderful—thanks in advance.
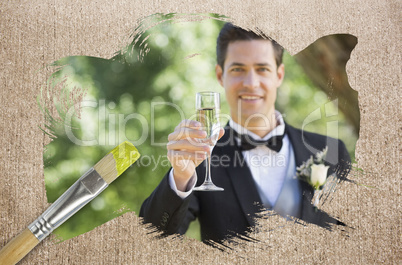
[219,126,263,227]
[286,123,340,175]
[285,124,316,220]
[285,124,314,168]
[285,124,342,227]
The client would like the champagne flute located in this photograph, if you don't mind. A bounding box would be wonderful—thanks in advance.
[193,92,224,191]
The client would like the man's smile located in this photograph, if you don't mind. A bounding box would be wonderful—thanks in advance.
[239,94,263,102]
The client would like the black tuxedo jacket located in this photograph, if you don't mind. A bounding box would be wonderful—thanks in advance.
[140,124,351,242]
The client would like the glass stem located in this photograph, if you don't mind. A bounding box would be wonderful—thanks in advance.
[204,152,212,184]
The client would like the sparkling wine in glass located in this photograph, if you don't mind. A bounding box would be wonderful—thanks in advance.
[193,92,224,191]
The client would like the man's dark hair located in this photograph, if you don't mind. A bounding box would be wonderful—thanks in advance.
[216,23,284,70]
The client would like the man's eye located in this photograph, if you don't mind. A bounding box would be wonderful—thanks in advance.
[257,68,270,72]
[231,68,243,72]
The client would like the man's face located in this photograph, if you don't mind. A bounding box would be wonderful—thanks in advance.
[216,40,284,128]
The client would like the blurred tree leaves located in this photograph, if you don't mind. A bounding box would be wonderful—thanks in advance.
[39,13,358,242]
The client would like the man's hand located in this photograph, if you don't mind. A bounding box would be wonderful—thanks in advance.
[167,119,224,192]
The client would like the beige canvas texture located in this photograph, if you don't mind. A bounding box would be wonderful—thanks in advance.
[0,0,400,264]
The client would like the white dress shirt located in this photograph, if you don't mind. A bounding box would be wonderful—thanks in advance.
[229,111,290,207]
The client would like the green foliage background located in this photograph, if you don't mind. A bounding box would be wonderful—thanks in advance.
[40,14,358,242]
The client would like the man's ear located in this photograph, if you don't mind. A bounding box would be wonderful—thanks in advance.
[215,64,224,87]
[276,63,285,86]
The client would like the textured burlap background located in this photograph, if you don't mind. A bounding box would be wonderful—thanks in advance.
[0,1,400,264]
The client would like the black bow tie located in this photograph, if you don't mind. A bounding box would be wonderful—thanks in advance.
[232,128,285,152]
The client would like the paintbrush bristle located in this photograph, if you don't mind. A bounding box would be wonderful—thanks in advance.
[93,141,140,184]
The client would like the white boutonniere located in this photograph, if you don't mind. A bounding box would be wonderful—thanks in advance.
[296,146,329,207]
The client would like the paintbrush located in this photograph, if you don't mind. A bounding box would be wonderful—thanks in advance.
[0,141,140,265]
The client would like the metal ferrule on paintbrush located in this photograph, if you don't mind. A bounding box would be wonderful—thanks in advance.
[28,167,108,241]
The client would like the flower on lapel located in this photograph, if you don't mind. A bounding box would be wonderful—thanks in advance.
[310,164,330,190]
[296,147,329,207]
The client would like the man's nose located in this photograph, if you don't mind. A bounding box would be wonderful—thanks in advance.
[242,70,259,89]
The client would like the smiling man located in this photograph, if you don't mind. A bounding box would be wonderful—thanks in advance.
[140,23,351,243]
[216,36,284,137]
